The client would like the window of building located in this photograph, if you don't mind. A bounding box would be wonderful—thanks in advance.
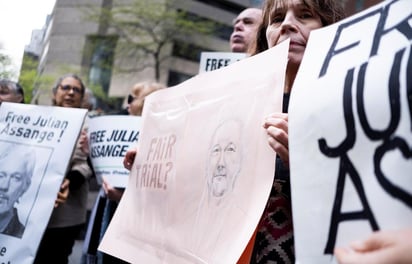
[192,0,245,14]
[180,11,233,41]
[250,0,264,7]
[167,70,193,87]
[172,41,213,62]
[84,35,117,94]
[83,35,122,112]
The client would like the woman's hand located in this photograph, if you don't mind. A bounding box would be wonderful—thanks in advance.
[102,177,124,202]
[263,113,289,167]
[79,129,89,155]
[123,146,137,170]
[55,178,70,208]
[334,229,412,264]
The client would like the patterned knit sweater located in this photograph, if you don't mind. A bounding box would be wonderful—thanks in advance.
[250,93,294,264]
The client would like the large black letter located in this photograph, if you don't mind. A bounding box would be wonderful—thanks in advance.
[324,154,379,254]
[357,48,404,140]
[407,45,412,131]
[319,8,383,77]
[374,137,412,208]
[319,68,356,157]
[370,0,412,57]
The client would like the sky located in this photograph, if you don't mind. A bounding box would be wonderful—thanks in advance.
[0,0,56,79]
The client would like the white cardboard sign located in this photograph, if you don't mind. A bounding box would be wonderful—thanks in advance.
[88,115,142,187]
[289,0,412,263]
[99,41,290,264]
[0,102,87,264]
[199,51,247,73]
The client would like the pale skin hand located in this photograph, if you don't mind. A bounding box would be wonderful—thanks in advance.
[123,147,137,171]
[79,129,89,155]
[263,113,289,167]
[105,146,137,202]
[55,178,70,208]
[334,229,412,264]
[102,176,124,202]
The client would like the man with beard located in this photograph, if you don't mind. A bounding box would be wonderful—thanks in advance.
[0,142,35,238]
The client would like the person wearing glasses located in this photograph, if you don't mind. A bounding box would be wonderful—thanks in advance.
[34,74,93,264]
[126,81,165,116]
[0,79,25,104]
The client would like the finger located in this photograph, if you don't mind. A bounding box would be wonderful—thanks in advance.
[123,159,132,170]
[264,112,288,121]
[56,197,65,204]
[267,136,289,165]
[102,179,110,194]
[334,247,365,264]
[264,118,288,132]
[334,247,351,264]
[123,155,134,170]
[59,190,69,199]
[336,247,397,264]
[350,232,389,252]
[58,191,68,200]
[61,179,70,189]
[266,125,288,148]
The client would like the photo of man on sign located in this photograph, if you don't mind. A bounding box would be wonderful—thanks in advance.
[0,142,35,238]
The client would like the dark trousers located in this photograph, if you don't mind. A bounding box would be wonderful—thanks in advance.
[34,224,84,264]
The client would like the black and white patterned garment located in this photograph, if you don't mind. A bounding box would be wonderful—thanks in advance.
[250,93,295,264]
[250,156,295,264]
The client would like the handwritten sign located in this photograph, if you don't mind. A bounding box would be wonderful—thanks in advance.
[99,40,290,264]
[289,0,412,262]
[88,115,142,187]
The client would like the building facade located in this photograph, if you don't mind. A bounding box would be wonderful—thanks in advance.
[25,0,383,109]
[29,0,257,108]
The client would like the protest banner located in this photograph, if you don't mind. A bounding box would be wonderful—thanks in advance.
[99,40,290,263]
[288,0,412,263]
[88,115,142,187]
[199,52,247,73]
[0,102,87,264]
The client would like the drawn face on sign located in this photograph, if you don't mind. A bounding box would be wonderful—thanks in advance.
[0,145,34,214]
[207,120,242,198]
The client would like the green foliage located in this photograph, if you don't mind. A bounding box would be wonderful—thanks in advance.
[0,52,16,79]
[87,83,123,112]
[87,83,107,100]
[19,55,55,104]
[83,0,216,80]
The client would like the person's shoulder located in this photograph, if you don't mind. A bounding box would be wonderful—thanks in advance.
[2,209,25,238]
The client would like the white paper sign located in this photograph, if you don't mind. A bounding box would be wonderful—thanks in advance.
[99,40,290,264]
[289,0,412,263]
[0,102,87,264]
[199,52,247,73]
[88,115,142,187]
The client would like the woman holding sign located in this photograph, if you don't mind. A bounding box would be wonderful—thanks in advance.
[34,74,93,264]
[248,0,345,263]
